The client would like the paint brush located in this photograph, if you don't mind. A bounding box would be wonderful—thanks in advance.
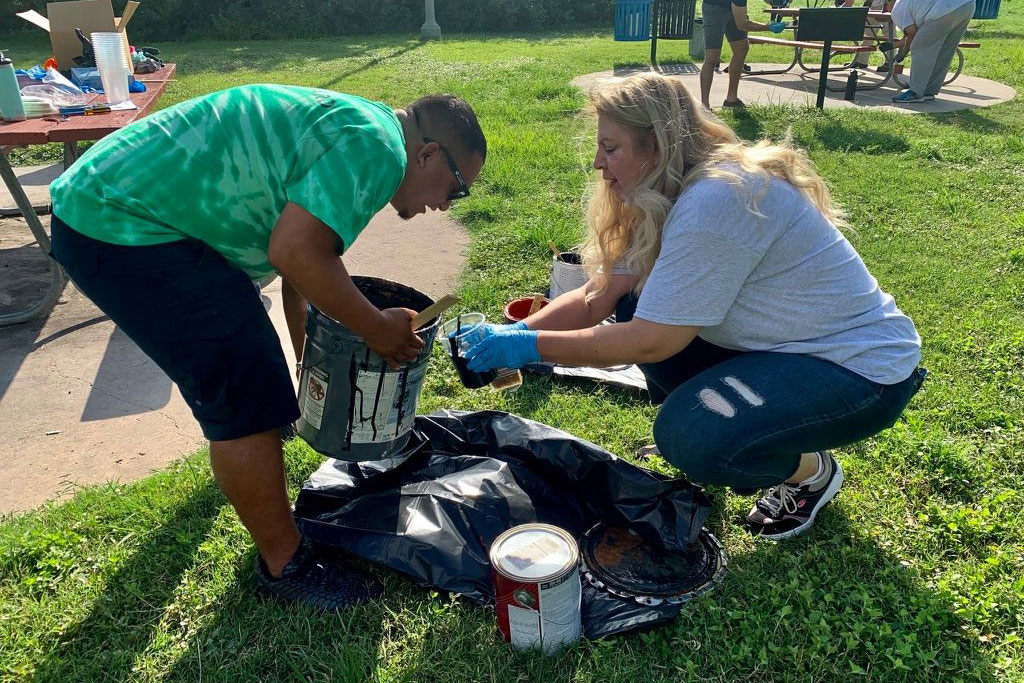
[527,294,545,316]
[547,241,560,257]
[411,294,460,331]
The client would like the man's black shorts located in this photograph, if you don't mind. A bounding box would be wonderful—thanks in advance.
[50,216,300,441]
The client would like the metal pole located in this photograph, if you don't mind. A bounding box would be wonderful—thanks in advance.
[651,1,659,64]
[421,0,441,39]
[816,39,832,109]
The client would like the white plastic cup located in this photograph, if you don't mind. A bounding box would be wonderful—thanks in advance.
[90,32,130,105]
[93,31,132,71]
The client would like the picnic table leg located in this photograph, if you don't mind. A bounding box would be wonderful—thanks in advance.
[63,141,79,168]
[816,39,832,108]
[745,47,801,75]
[825,17,897,91]
[0,149,67,327]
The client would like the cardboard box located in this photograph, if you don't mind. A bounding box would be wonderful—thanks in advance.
[16,0,139,72]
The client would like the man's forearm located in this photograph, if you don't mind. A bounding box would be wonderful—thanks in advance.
[281,278,308,363]
[271,248,384,342]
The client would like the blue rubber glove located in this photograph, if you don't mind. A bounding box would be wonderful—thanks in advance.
[448,321,527,347]
[769,21,787,33]
[480,321,528,335]
[465,328,541,372]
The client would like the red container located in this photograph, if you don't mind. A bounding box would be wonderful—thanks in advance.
[503,296,550,324]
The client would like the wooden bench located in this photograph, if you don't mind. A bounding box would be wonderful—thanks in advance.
[748,35,875,54]
[745,35,875,80]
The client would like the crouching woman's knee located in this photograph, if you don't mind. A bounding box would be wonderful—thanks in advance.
[652,408,737,487]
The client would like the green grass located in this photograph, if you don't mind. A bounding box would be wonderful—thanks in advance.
[2,5,1024,680]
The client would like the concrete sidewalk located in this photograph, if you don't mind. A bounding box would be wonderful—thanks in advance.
[0,163,469,515]
[573,63,1015,113]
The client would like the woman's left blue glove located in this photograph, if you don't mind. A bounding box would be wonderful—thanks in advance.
[465,328,541,372]
[769,21,787,33]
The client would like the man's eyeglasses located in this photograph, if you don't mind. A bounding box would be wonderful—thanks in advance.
[424,137,469,201]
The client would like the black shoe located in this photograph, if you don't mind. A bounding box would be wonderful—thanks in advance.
[875,62,891,73]
[722,98,747,108]
[254,537,384,609]
[745,451,844,540]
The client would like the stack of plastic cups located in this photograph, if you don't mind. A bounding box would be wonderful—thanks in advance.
[90,32,130,105]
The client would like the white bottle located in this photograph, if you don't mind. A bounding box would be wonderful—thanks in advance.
[0,50,27,122]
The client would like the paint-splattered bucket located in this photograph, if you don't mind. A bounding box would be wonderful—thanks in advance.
[550,252,588,299]
[296,276,440,461]
[490,523,583,653]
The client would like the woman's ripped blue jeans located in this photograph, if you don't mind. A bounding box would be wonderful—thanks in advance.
[616,295,925,492]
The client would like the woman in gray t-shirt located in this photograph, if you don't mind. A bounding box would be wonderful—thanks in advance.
[465,73,924,540]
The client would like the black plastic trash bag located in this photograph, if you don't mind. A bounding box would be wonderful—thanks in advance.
[295,410,720,639]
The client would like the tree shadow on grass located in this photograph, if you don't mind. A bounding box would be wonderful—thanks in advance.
[171,37,425,78]
[809,119,911,153]
[318,41,426,90]
[31,479,225,682]
[707,501,997,678]
[921,107,1013,136]
[728,107,765,142]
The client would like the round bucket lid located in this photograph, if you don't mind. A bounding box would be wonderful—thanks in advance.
[490,524,579,581]
[580,523,726,604]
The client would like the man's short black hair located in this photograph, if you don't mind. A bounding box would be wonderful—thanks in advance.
[408,94,487,164]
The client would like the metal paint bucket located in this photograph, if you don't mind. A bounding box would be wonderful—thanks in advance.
[550,251,589,299]
[490,523,583,653]
[296,276,440,461]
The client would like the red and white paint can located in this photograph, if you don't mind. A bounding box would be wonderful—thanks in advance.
[489,523,583,653]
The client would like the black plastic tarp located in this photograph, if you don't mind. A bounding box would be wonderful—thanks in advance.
[294,410,716,638]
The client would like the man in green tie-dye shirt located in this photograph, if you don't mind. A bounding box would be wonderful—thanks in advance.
[49,85,486,609]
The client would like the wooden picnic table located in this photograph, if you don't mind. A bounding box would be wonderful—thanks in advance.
[0,64,176,327]
[747,7,896,97]
[770,7,892,20]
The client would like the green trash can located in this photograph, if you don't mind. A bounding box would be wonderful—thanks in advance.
[689,18,705,60]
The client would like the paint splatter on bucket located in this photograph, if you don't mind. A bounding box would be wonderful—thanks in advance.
[296,276,440,461]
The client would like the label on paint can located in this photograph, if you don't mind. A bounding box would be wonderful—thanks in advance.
[302,366,330,430]
[349,363,427,444]
[490,524,582,653]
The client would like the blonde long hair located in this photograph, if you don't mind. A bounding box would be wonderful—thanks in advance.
[581,73,846,300]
